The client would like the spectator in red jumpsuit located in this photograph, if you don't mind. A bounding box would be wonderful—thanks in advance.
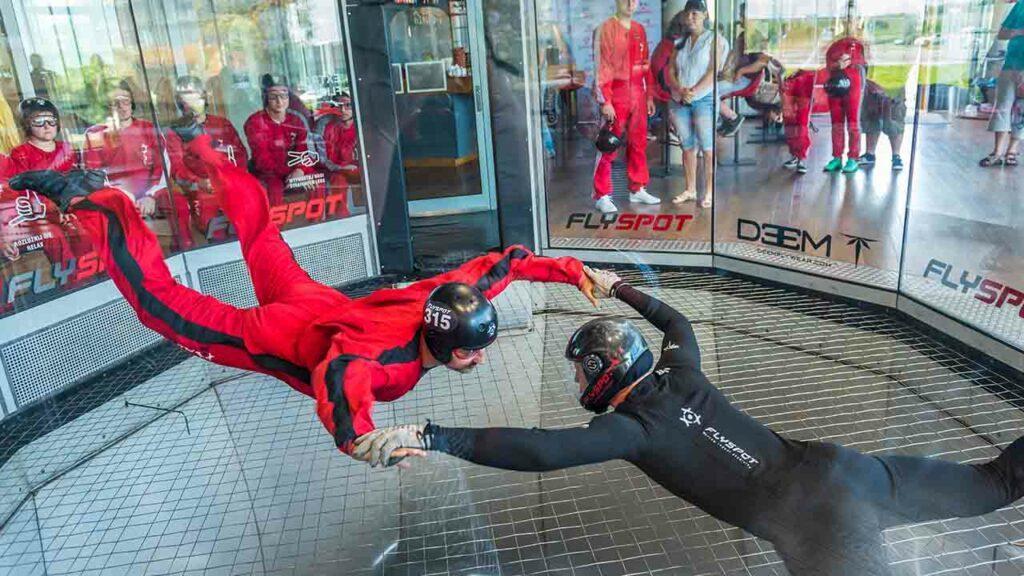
[164,75,249,245]
[781,70,816,175]
[84,80,167,217]
[592,0,660,214]
[823,36,868,174]
[2,98,80,296]
[312,93,359,218]
[11,125,597,460]
[244,74,316,207]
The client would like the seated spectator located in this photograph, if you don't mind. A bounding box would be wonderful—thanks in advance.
[312,92,357,218]
[164,75,249,243]
[84,79,166,217]
[244,73,317,206]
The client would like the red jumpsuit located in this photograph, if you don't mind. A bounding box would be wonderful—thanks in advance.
[825,37,867,159]
[165,114,249,242]
[64,134,584,454]
[782,70,816,161]
[593,18,653,199]
[316,114,358,217]
[3,140,81,269]
[84,119,165,200]
[244,110,315,207]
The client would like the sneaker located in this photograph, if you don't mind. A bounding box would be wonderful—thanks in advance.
[672,190,697,204]
[892,155,904,171]
[720,115,745,137]
[795,161,808,174]
[857,153,876,165]
[823,157,843,172]
[701,195,713,208]
[842,158,859,173]
[629,188,661,204]
[595,196,617,213]
[783,157,800,170]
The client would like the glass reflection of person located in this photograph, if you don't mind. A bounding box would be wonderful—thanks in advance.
[84,80,166,218]
[243,74,316,207]
[164,76,250,245]
[980,0,1024,167]
[667,0,728,208]
[29,54,57,101]
[592,0,661,214]
[859,79,906,171]
[312,93,357,218]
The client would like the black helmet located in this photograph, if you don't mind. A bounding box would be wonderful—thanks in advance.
[261,73,289,91]
[824,69,851,98]
[595,122,624,153]
[19,97,59,131]
[424,283,498,363]
[565,319,653,413]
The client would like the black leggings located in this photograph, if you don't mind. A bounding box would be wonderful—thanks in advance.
[759,437,1024,575]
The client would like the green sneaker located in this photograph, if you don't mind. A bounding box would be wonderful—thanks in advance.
[841,158,859,173]
[823,157,843,172]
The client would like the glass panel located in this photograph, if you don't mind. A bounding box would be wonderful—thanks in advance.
[713,0,924,290]
[130,0,364,250]
[901,0,1024,350]
[539,1,713,253]
[1,1,169,317]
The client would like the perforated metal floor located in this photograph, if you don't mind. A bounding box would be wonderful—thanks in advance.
[2,271,1023,576]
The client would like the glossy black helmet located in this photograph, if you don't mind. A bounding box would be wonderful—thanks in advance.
[824,69,851,98]
[595,122,624,153]
[424,283,498,363]
[565,319,652,413]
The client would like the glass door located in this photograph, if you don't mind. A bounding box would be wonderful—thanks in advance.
[386,1,496,218]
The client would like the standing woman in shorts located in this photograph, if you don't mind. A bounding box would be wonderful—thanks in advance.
[667,0,728,208]
[981,0,1024,167]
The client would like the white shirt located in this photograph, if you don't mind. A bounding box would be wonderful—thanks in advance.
[675,29,729,101]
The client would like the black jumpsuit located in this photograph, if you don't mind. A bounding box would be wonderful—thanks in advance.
[423,284,1024,575]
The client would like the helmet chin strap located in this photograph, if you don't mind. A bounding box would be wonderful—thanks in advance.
[609,368,654,409]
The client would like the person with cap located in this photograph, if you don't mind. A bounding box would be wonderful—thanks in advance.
[666,0,728,208]
[822,34,869,174]
[164,75,250,244]
[362,267,1024,575]
[312,92,359,217]
[591,0,661,214]
[83,79,166,216]
[243,73,316,207]
[7,126,598,461]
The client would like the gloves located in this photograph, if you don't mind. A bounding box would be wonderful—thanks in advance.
[352,424,426,468]
[9,169,107,211]
[583,266,624,299]
[169,116,205,143]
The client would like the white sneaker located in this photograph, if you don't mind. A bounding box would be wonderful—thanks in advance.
[783,157,800,169]
[701,195,713,208]
[595,196,617,213]
[629,188,661,204]
[672,190,697,204]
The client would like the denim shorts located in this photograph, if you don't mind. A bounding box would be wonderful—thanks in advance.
[671,94,716,151]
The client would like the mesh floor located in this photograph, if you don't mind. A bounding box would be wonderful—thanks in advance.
[2,271,1023,576]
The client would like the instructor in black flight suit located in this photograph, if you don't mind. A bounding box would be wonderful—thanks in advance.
[357,268,1024,575]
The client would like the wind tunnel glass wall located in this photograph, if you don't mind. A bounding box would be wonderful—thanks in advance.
[901,0,1024,351]
[537,0,714,254]
[712,0,921,289]
[0,0,364,319]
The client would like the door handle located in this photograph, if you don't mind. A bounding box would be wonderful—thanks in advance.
[475,85,483,113]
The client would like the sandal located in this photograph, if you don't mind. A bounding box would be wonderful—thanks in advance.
[979,153,1004,167]
[1006,152,1019,167]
